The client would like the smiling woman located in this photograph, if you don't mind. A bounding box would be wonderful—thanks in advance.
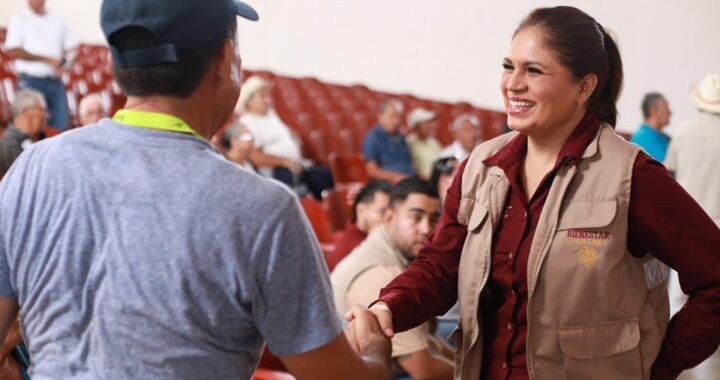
[350,5,720,380]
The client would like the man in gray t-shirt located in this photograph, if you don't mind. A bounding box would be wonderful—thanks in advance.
[0,1,391,379]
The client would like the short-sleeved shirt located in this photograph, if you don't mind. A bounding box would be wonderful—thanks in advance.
[0,119,341,379]
[407,134,442,178]
[362,125,415,176]
[239,110,302,162]
[630,123,670,162]
[5,9,78,77]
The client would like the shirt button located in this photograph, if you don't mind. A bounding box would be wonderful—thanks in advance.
[511,289,516,297]
[507,322,513,330]
[508,252,514,259]
[502,362,508,369]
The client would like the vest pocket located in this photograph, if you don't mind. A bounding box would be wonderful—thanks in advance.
[467,205,488,232]
[556,198,617,231]
[558,318,643,379]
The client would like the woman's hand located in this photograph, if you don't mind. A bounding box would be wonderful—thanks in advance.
[345,302,394,338]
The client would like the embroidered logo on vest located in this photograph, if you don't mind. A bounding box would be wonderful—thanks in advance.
[576,245,599,266]
[567,230,610,266]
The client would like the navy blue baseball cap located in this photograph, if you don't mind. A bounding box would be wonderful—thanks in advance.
[101,0,258,68]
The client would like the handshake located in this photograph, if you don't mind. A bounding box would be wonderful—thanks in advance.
[343,303,396,378]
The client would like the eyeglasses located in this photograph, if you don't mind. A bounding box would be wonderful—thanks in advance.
[237,132,254,142]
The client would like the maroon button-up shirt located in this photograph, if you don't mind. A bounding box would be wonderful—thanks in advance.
[379,116,720,380]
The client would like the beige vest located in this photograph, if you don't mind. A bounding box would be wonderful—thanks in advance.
[453,125,669,380]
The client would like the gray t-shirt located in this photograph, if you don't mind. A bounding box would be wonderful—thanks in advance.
[0,119,341,379]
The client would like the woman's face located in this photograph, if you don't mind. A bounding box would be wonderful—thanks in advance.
[500,27,593,138]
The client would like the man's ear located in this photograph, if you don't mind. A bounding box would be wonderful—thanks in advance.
[383,206,394,224]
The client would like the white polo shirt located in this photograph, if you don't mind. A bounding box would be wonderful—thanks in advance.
[5,9,78,78]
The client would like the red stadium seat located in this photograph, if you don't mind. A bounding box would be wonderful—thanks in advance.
[321,187,354,232]
[252,368,295,380]
[329,153,368,185]
[299,196,335,245]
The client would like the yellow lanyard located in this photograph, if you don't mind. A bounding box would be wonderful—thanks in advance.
[113,109,201,138]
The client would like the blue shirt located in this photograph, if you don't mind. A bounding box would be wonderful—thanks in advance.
[0,120,341,379]
[362,125,415,176]
[630,123,670,162]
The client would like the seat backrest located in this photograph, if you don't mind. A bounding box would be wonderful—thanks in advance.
[321,188,353,232]
[299,196,334,244]
[328,153,368,185]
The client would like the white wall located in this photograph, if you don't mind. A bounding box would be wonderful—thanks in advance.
[2,0,719,133]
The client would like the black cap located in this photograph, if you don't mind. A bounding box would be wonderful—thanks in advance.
[101,0,258,68]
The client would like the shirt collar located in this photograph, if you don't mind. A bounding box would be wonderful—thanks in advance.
[483,113,600,169]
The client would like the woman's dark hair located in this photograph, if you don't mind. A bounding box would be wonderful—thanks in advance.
[515,6,623,127]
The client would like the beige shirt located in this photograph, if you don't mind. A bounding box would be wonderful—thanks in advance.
[347,265,430,357]
[332,227,431,359]
[407,134,442,178]
[665,112,720,226]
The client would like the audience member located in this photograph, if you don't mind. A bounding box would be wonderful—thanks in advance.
[429,156,459,205]
[78,93,107,126]
[363,100,415,184]
[326,181,391,272]
[0,89,47,176]
[332,178,451,380]
[0,1,392,379]
[665,73,720,380]
[237,76,334,198]
[5,0,78,131]
[221,121,255,169]
[440,113,481,162]
[630,92,672,161]
[406,107,442,179]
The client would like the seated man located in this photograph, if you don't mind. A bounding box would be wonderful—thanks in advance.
[237,76,333,198]
[78,93,108,126]
[440,113,481,162]
[326,181,391,272]
[0,89,48,177]
[363,100,415,184]
[406,107,442,179]
[220,121,255,169]
[332,178,453,380]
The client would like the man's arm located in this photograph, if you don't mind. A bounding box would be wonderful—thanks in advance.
[281,305,391,380]
[248,148,302,173]
[0,299,18,348]
[6,48,60,67]
[397,349,454,380]
[364,161,407,184]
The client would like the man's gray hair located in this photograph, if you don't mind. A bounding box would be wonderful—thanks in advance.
[641,92,665,118]
[452,113,480,131]
[378,99,404,115]
[79,93,106,116]
[12,89,46,118]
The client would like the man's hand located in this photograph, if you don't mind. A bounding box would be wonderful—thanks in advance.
[45,58,63,76]
[281,158,303,174]
[346,302,394,339]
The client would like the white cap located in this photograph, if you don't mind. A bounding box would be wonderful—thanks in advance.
[407,107,437,129]
[236,76,272,113]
